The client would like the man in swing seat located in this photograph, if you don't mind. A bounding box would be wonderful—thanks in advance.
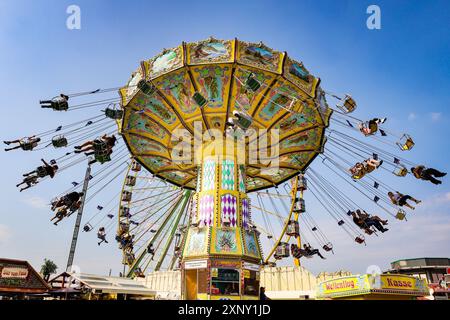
[356,210,389,233]
[411,165,446,185]
[40,94,69,111]
[303,244,326,259]
[388,191,421,210]
[4,136,41,152]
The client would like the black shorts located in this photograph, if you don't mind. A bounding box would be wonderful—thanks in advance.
[398,195,411,206]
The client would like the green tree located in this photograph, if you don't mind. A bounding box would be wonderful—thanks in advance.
[40,259,58,282]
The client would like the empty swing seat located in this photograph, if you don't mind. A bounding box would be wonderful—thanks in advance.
[393,165,408,177]
[355,235,366,245]
[338,95,356,113]
[52,135,68,148]
[122,191,132,202]
[83,223,93,232]
[323,243,333,252]
[192,92,207,107]
[131,161,141,172]
[105,107,124,120]
[294,198,306,213]
[338,220,345,226]
[125,175,137,186]
[396,134,415,151]
[395,209,407,221]
[245,74,261,92]
[286,220,300,237]
[275,242,290,258]
[120,206,130,217]
[138,80,156,95]
[297,176,307,191]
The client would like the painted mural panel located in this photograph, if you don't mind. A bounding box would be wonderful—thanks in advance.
[237,41,283,73]
[192,65,231,110]
[188,39,233,64]
[184,228,208,257]
[148,46,183,79]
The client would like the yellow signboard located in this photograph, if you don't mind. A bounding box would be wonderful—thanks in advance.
[380,275,420,291]
[243,270,250,278]
[321,276,361,294]
[317,274,429,299]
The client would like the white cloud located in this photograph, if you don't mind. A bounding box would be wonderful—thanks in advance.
[430,112,442,122]
[408,113,416,121]
[0,224,12,244]
[22,196,48,209]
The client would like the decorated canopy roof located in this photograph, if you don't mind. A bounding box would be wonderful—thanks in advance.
[119,38,332,192]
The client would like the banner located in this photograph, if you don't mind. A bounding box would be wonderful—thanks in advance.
[1,267,29,279]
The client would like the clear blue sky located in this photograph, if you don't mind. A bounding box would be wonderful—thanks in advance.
[0,0,449,276]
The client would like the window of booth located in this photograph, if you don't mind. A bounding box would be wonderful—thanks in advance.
[210,268,240,296]
[243,270,259,296]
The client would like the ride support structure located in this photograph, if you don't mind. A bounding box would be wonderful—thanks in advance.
[66,159,92,271]
[180,140,263,300]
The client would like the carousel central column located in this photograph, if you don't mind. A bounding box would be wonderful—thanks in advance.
[181,139,262,300]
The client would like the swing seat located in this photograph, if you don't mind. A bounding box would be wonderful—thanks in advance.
[121,191,132,202]
[232,111,253,131]
[323,243,333,252]
[105,107,124,120]
[36,166,48,178]
[393,165,408,177]
[83,223,93,232]
[138,80,156,95]
[95,153,111,164]
[192,92,207,107]
[297,176,307,191]
[52,135,68,148]
[93,140,108,153]
[359,122,376,136]
[245,74,261,92]
[337,95,356,113]
[311,227,317,231]
[120,206,130,217]
[395,209,407,221]
[338,220,345,226]
[93,141,111,163]
[125,175,137,186]
[293,198,306,213]
[275,242,290,258]
[131,161,141,172]
[396,134,415,151]
[52,100,69,111]
[21,142,34,151]
[355,236,366,244]
[286,220,300,237]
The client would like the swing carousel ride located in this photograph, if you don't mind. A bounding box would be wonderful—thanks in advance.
[5,38,444,300]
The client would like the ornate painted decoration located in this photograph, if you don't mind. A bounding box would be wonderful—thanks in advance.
[221,194,237,227]
[120,38,330,192]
